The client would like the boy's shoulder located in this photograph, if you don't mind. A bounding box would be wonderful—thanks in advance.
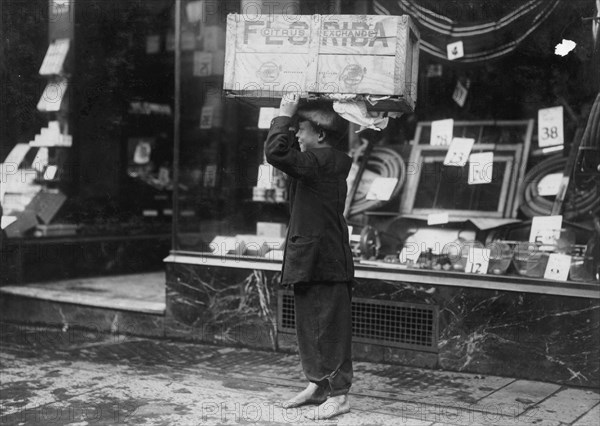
[308,147,352,173]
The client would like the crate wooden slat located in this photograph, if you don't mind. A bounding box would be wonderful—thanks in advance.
[223,13,420,112]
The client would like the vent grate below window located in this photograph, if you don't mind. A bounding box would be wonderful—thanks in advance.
[278,290,438,352]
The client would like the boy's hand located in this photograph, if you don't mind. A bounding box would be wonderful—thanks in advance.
[279,93,300,117]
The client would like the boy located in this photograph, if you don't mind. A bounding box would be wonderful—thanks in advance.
[264,95,354,420]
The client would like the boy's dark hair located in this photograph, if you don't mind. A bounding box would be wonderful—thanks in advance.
[297,100,348,147]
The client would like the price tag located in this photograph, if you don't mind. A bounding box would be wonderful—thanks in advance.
[427,212,449,225]
[203,164,217,187]
[538,106,564,148]
[3,143,30,167]
[426,64,442,78]
[200,106,214,129]
[544,253,571,281]
[537,172,564,196]
[452,81,468,107]
[44,165,58,180]
[37,79,68,112]
[447,41,464,60]
[468,152,494,184]
[366,177,398,201]
[1,216,17,230]
[465,247,490,274]
[39,38,70,75]
[430,119,453,146]
[193,51,213,76]
[186,1,204,23]
[529,215,562,247]
[444,137,474,167]
[258,107,279,129]
[133,141,152,164]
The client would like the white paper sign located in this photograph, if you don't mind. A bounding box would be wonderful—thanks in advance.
[537,172,564,196]
[465,247,490,274]
[430,119,453,146]
[1,216,17,230]
[538,106,564,148]
[426,64,442,77]
[366,177,398,201]
[3,143,30,166]
[256,163,274,189]
[200,106,214,129]
[452,81,468,107]
[529,215,562,247]
[44,165,58,180]
[544,253,571,281]
[37,79,68,112]
[444,137,474,167]
[203,164,217,187]
[427,212,449,225]
[186,1,204,23]
[193,51,212,76]
[258,108,279,129]
[133,141,152,164]
[39,38,70,75]
[447,41,464,60]
[468,152,494,184]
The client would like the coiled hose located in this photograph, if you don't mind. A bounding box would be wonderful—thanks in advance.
[519,154,600,220]
[347,146,406,217]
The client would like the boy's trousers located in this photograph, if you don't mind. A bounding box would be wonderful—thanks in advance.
[293,281,353,396]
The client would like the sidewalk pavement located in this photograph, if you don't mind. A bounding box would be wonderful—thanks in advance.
[1,322,599,426]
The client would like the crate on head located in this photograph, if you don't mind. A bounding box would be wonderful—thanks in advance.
[223,14,420,112]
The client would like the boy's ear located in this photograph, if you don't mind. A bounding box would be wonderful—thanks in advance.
[317,129,326,142]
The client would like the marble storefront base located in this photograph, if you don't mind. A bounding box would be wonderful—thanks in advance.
[165,261,600,388]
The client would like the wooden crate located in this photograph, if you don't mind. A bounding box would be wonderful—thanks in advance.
[223,14,419,112]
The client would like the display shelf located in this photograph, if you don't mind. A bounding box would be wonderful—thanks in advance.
[164,251,600,299]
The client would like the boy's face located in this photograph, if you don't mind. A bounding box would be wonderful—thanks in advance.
[295,120,322,152]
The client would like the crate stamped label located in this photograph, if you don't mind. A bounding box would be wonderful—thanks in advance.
[319,15,401,55]
[234,15,313,53]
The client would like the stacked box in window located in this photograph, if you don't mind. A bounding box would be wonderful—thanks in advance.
[223,14,420,112]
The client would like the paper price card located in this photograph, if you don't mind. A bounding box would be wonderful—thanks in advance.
[468,152,493,184]
[465,247,490,274]
[258,108,279,129]
[133,140,152,164]
[447,41,464,60]
[430,119,454,146]
[537,172,564,196]
[200,106,214,129]
[538,106,564,148]
[427,212,449,225]
[366,177,398,201]
[444,137,474,167]
[544,253,571,281]
[39,38,70,75]
[193,51,212,76]
[529,215,562,247]
[452,81,468,107]
[1,216,17,230]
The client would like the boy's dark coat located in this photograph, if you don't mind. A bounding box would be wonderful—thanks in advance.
[265,116,354,286]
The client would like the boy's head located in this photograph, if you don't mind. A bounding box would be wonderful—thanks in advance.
[295,101,347,152]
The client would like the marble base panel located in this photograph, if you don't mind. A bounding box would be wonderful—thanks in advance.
[165,262,600,388]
